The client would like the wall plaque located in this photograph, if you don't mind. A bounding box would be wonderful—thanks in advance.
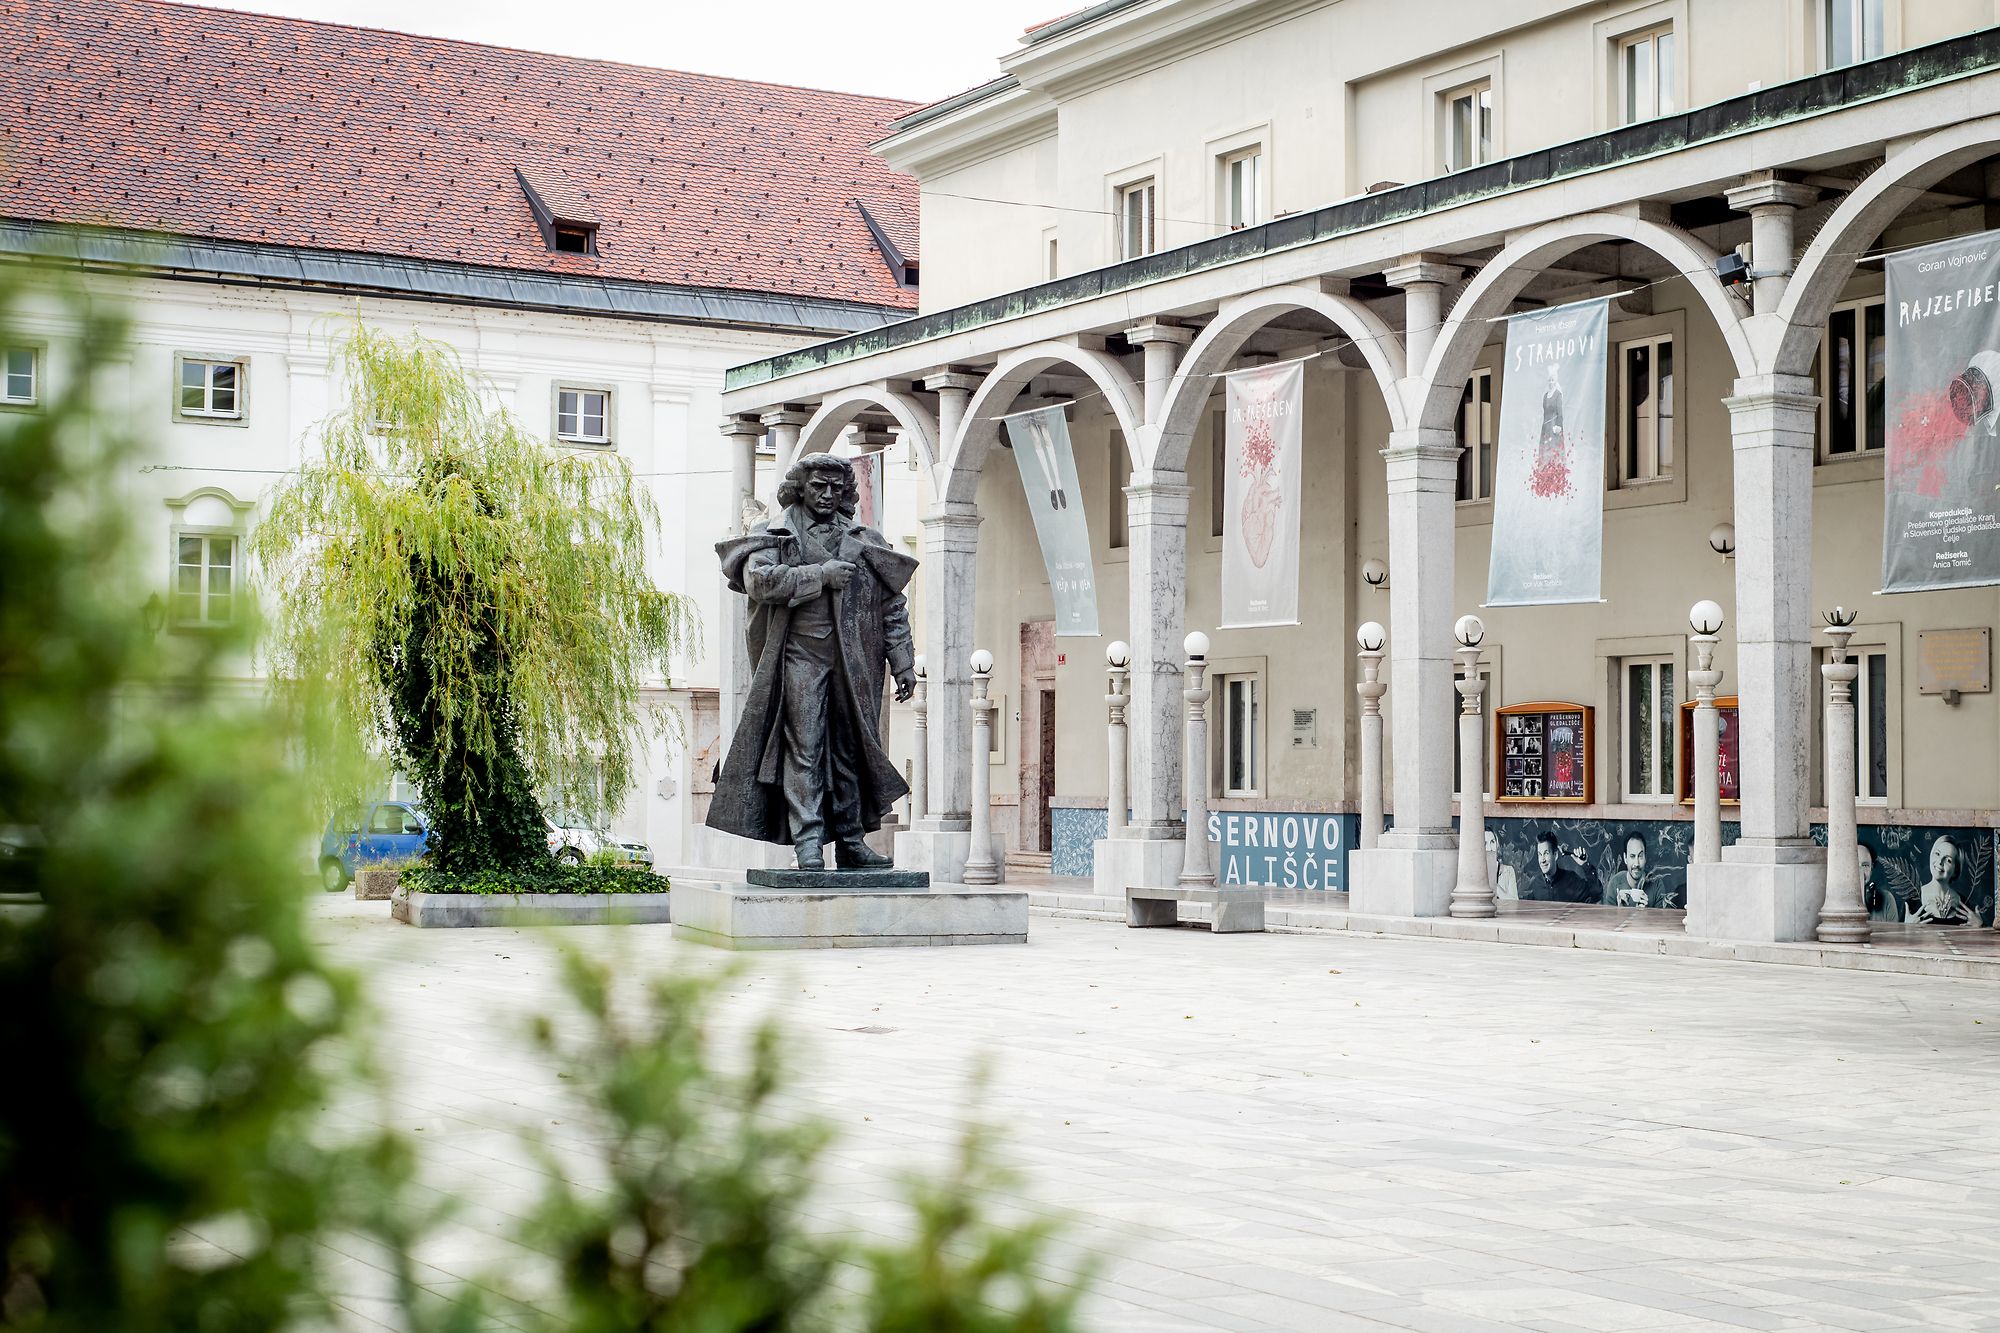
[1494,702,1594,804]
[1918,628,1991,696]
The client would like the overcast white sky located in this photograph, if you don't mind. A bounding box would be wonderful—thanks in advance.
[189,0,1064,102]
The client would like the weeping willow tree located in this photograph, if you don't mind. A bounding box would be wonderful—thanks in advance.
[254,325,698,872]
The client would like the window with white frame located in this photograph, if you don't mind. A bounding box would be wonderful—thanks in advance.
[1618,334,1675,485]
[1821,647,1891,803]
[1622,657,1676,801]
[1118,179,1157,260]
[1617,23,1677,124]
[1218,672,1261,797]
[176,355,244,420]
[2,347,36,406]
[1222,148,1262,230]
[1824,0,1886,67]
[172,531,239,627]
[1819,297,1886,459]
[555,386,611,445]
[1456,369,1495,502]
[1443,81,1493,172]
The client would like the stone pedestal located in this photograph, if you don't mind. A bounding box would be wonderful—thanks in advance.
[1092,831,1185,896]
[895,825,988,884]
[669,877,1027,950]
[1685,843,1828,942]
[1347,839,1456,918]
[688,825,796,873]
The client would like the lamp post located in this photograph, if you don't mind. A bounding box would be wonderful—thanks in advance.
[1177,632,1216,889]
[1688,600,1724,866]
[909,654,928,824]
[1448,615,1493,918]
[1355,621,1387,850]
[1105,640,1131,839]
[1817,607,1870,944]
[963,649,1000,885]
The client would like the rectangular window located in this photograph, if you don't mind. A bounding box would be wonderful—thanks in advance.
[1456,369,1495,502]
[2,347,36,405]
[1444,82,1493,172]
[172,532,238,627]
[1623,658,1676,801]
[1618,24,1677,124]
[1853,650,1889,803]
[1219,673,1261,797]
[1109,429,1130,549]
[1618,334,1675,485]
[1045,231,1060,281]
[177,356,243,420]
[556,387,611,445]
[1819,298,1886,458]
[1223,149,1262,230]
[1825,0,1886,67]
[1118,180,1157,260]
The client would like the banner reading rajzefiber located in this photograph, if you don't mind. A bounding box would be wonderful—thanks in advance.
[1486,296,1610,607]
[1221,359,1304,627]
[1883,231,2000,592]
[1003,405,1099,636]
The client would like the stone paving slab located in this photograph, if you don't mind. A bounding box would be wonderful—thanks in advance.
[308,895,2000,1331]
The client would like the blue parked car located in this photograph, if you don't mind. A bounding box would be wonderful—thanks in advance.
[319,800,429,892]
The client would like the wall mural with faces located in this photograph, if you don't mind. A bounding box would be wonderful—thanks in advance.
[1841,825,1996,927]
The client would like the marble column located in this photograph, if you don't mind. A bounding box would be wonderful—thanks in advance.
[895,501,979,882]
[1381,256,1461,375]
[963,651,1001,885]
[1448,629,1492,919]
[1346,426,1459,917]
[1685,376,1824,942]
[1127,318,1193,426]
[1688,604,1725,867]
[1178,632,1216,888]
[761,406,812,495]
[1816,616,1870,945]
[1105,642,1130,839]
[924,369,981,462]
[909,657,928,827]
[1095,468,1194,896]
[1355,623,1387,851]
[1724,175,1818,317]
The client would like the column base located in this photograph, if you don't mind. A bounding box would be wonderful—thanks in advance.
[1685,843,1827,943]
[1347,835,1456,918]
[896,827,1004,883]
[1093,833,1186,895]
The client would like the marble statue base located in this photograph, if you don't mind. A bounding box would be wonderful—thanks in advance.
[746,868,930,891]
[669,874,1027,951]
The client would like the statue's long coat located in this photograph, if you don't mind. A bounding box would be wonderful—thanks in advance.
[704,506,917,845]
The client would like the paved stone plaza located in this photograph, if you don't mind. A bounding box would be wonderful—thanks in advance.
[314,896,2000,1332]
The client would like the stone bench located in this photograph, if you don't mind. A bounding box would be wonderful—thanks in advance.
[1124,884,1265,933]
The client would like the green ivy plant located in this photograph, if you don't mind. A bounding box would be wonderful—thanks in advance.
[253,325,698,870]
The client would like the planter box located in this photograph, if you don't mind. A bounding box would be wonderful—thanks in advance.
[354,867,400,901]
[391,888,673,928]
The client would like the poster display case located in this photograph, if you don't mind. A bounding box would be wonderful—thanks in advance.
[1677,696,1741,806]
[1494,702,1593,804]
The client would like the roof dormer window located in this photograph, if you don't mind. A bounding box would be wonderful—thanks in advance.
[515,166,601,257]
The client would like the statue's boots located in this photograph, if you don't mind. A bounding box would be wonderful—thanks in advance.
[795,839,827,872]
[835,839,893,870]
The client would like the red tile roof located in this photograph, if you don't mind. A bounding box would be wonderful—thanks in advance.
[0,0,921,311]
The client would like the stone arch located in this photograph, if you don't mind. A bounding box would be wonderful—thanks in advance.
[795,384,940,486]
[943,342,1144,506]
[1774,116,2000,376]
[1414,213,1755,434]
[1154,285,1409,472]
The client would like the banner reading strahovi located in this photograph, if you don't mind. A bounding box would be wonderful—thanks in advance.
[1221,360,1304,627]
[1487,297,1610,607]
[1883,230,2000,593]
[1003,405,1099,636]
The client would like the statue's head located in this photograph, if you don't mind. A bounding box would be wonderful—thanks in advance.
[778,452,858,520]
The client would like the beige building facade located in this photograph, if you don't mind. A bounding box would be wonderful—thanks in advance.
[719,0,2000,941]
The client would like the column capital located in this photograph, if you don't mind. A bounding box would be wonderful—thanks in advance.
[847,424,897,451]
[923,368,982,395]
[759,405,814,429]
[921,501,982,531]
[1383,254,1462,289]
[1724,174,1819,215]
[1382,426,1460,461]
[1125,317,1194,347]
[719,415,766,440]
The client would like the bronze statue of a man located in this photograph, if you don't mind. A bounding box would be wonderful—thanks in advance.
[706,453,917,870]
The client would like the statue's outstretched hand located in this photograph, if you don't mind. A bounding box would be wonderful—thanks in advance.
[893,670,916,702]
[821,559,856,591]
